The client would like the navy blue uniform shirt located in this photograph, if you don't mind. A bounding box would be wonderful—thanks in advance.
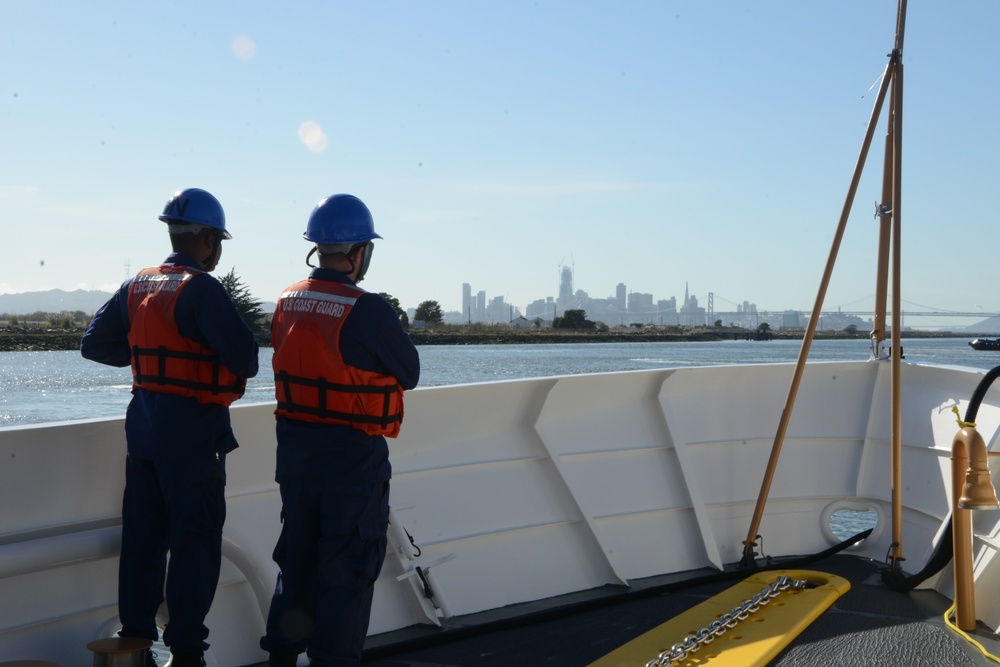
[81,253,260,478]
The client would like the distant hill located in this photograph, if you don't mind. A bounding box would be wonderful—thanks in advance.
[967,316,1000,334]
[0,289,115,315]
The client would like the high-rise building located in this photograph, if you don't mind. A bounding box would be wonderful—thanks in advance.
[680,289,706,326]
[657,297,678,325]
[525,298,549,319]
[627,292,653,312]
[558,266,573,306]
[462,283,472,323]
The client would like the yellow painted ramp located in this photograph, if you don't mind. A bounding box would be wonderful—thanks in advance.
[588,569,850,667]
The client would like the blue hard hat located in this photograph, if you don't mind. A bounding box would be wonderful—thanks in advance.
[304,194,381,245]
[158,188,231,239]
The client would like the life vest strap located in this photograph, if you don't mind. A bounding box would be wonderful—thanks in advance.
[274,370,400,427]
[274,401,401,426]
[132,345,246,396]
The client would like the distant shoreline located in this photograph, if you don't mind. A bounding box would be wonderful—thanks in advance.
[0,331,87,352]
[0,327,983,352]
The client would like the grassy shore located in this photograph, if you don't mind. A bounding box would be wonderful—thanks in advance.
[0,327,975,352]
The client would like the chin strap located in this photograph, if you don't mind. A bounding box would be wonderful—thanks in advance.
[306,243,370,281]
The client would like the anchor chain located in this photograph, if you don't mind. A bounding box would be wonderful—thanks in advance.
[644,575,808,667]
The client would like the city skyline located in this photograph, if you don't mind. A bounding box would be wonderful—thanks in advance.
[446,263,1000,332]
[450,264,874,331]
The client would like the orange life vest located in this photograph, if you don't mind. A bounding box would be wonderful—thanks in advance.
[127,266,246,406]
[271,280,404,436]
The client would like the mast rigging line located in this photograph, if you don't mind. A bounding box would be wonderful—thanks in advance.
[740,0,908,568]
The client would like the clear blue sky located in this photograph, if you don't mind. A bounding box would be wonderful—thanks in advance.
[2,2,999,322]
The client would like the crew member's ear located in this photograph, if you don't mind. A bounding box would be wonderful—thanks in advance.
[199,229,221,267]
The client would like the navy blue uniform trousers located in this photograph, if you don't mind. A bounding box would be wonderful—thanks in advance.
[261,476,390,666]
[118,451,227,652]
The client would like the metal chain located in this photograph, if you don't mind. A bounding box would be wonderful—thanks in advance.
[644,575,808,667]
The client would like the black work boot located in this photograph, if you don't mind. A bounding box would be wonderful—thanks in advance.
[143,648,158,667]
[269,652,299,667]
[166,649,206,667]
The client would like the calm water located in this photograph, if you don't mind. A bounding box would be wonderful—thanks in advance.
[2,337,998,427]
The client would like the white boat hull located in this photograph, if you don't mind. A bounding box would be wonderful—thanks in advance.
[3,359,1000,666]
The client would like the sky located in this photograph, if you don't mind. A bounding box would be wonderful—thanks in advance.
[2,1,999,326]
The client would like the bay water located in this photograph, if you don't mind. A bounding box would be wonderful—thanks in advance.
[2,337,998,428]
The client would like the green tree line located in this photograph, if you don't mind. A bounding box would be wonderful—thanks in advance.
[1,311,91,329]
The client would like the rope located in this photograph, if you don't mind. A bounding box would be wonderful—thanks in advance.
[952,405,977,429]
[944,602,1000,664]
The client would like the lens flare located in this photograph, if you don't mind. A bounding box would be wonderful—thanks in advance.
[297,121,328,153]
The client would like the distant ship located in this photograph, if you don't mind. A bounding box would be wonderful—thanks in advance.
[969,338,1000,351]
